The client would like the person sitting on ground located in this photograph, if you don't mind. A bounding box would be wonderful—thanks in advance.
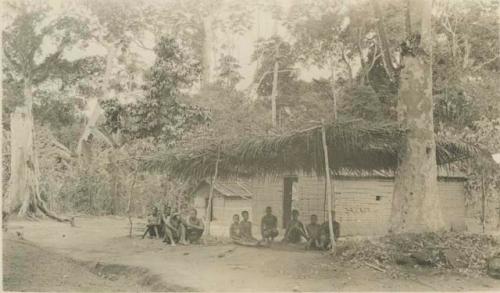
[238,210,260,245]
[306,214,322,250]
[283,209,308,244]
[163,213,182,246]
[261,206,279,244]
[158,204,172,238]
[229,214,241,241]
[180,208,205,244]
[142,206,161,239]
[319,212,340,250]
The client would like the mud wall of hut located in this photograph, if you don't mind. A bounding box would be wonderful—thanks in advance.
[249,176,466,237]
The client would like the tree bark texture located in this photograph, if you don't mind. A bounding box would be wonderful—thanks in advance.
[390,0,444,233]
[6,108,33,215]
[205,145,221,236]
[321,122,336,252]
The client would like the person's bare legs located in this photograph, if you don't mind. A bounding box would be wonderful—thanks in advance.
[163,228,176,246]
[179,224,189,245]
[142,226,151,239]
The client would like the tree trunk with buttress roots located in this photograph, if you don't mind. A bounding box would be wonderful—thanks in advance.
[390,0,444,233]
[4,81,73,224]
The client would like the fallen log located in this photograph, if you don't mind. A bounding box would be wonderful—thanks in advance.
[364,261,386,272]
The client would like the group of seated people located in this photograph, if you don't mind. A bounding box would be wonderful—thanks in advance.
[142,205,205,246]
[144,204,339,250]
[230,206,340,250]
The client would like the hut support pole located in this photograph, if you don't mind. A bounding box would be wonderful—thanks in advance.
[321,122,336,252]
[481,171,486,233]
[206,145,221,236]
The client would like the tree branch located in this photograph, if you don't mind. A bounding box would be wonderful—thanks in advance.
[133,38,154,51]
[371,0,396,81]
[472,55,499,71]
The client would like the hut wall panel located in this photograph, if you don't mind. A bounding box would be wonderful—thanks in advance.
[438,181,466,231]
[238,176,466,237]
[212,196,225,222]
[333,179,394,236]
[192,184,210,219]
[249,177,284,229]
[216,197,252,227]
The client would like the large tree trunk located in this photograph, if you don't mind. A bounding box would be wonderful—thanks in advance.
[5,107,34,215]
[390,0,444,233]
[6,110,72,223]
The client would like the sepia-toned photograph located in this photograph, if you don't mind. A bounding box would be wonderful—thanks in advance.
[1,0,500,291]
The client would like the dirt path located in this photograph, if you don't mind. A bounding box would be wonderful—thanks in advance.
[3,236,137,292]
[5,216,500,291]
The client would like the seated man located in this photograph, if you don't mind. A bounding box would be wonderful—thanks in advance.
[142,206,161,239]
[180,208,205,244]
[163,213,182,246]
[319,212,340,250]
[238,210,260,245]
[283,209,307,244]
[229,214,241,241]
[158,204,172,238]
[306,214,322,250]
[261,206,279,244]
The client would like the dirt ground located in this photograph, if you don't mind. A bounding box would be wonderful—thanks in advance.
[4,216,500,292]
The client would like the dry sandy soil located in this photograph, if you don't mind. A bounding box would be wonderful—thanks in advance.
[4,216,500,292]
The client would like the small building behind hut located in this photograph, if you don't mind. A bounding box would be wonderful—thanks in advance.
[192,180,253,226]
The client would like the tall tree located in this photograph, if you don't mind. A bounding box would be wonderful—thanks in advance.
[390,0,444,233]
[145,0,253,88]
[286,0,352,120]
[76,0,147,165]
[3,3,100,218]
[251,36,297,127]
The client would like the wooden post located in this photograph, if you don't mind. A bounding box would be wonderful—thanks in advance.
[206,144,221,236]
[271,53,279,127]
[481,171,486,233]
[321,121,336,252]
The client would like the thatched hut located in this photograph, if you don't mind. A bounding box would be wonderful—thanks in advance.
[142,120,480,237]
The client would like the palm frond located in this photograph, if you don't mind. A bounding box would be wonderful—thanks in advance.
[141,120,482,181]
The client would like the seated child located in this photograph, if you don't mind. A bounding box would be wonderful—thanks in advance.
[163,213,182,246]
[142,206,160,239]
[319,214,340,250]
[283,209,307,244]
[229,214,241,241]
[238,210,260,246]
[261,206,279,244]
[158,204,172,238]
[306,214,322,250]
[181,208,205,244]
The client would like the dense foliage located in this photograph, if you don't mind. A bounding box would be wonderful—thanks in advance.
[2,0,498,223]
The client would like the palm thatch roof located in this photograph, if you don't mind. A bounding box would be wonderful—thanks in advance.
[141,120,481,181]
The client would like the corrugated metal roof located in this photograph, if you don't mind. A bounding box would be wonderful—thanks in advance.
[213,181,253,199]
[196,180,253,199]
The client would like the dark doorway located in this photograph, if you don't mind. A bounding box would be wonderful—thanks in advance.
[283,176,298,228]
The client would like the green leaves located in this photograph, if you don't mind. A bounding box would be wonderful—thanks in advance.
[100,37,209,146]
